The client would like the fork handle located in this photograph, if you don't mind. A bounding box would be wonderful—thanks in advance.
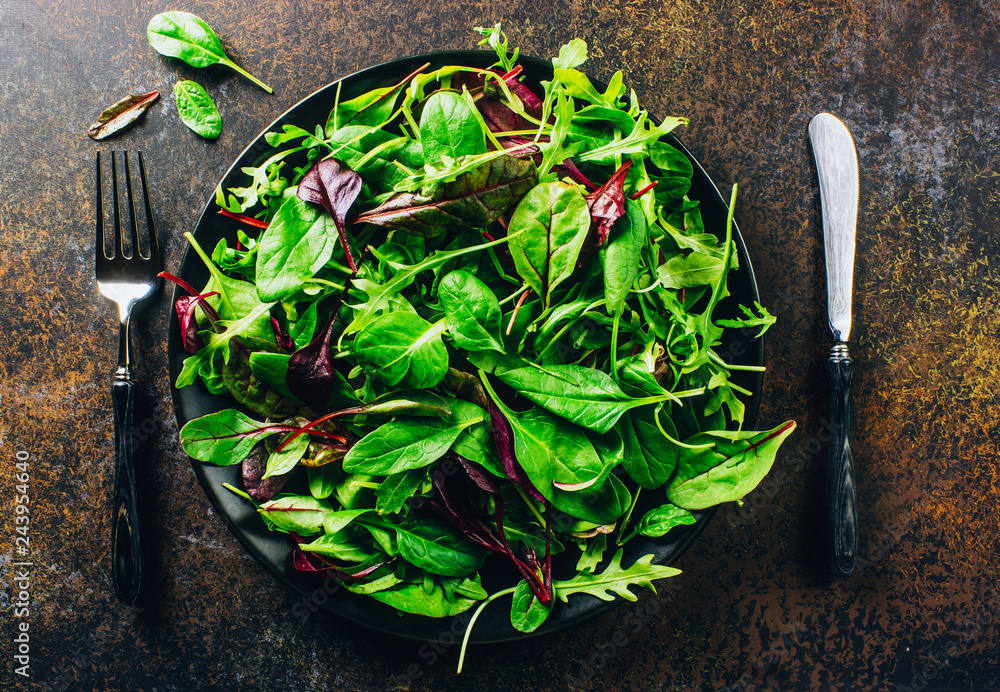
[111,380,145,604]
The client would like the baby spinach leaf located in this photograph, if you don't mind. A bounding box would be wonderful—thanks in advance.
[389,516,488,577]
[367,574,486,617]
[263,432,309,479]
[438,270,505,353]
[656,252,726,290]
[623,504,696,544]
[174,80,222,138]
[255,195,337,301]
[620,409,680,489]
[419,90,488,163]
[342,409,483,475]
[352,312,449,389]
[601,199,647,315]
[375,468,427,515]
[87,91,160,140]
[668,421,796,510]
[510,579,553,633]
[553,549,680,602]
[507,181,590,306]
[146,11,272,93]
[497,364,668,434]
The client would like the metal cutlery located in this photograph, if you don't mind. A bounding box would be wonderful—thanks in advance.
[808,113,859,577]
[95,151,162,603]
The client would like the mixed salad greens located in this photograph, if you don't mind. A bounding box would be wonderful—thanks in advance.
[168,25,795,658]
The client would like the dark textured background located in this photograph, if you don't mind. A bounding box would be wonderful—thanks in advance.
[2,0,999,690]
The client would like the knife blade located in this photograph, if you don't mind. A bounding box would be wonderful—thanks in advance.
[808,112,859,577]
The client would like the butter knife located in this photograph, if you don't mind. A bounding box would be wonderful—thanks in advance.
[808,113,859,577]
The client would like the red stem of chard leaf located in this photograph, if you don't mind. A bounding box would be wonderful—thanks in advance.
[629,180,658,200]
[218,208,269,228]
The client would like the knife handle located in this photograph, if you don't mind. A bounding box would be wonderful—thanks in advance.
[827,345,857,576]
[111,380,145,604]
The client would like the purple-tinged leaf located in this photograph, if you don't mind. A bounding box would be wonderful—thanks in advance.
[352,154,537,236]
[482,386,545,501]
[287,311,340,410]
[587,160,633,246]
[160,271,221,354]
[87,91,160,140]
[297,158,363,271]
[270,317,293,351]
[242,444,290,502]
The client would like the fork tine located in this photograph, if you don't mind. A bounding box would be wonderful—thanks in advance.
[123,152,141,259]
[136,151,160,265]
[96,152,106,265]
[111,151,124,260]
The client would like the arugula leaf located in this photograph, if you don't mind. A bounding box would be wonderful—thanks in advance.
[553,549,680,602]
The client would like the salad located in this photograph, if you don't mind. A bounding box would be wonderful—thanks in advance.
[167,25,795,660]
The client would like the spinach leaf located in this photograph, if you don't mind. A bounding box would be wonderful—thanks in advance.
[146,11,272,93]
[367,574,487,617]
[510,579,553,633]
[507,181,591,306]
[255,194,336,301]
[497,364,668,434]
[601,199,646,315]
[257,494,337,535]
[375,469,427,515]
[387,516,488,577]
[668,421,796,510]
[174,80,222,139]
[352,311,449,389]
[419,90,488,162]
[438,270,505,353]
[622,503,696,544]
[621,409,680,489]
[342,409,483,475]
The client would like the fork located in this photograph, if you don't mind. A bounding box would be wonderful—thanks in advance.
[95,151,162,604]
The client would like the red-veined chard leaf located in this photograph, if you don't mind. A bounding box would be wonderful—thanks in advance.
[587,160,632,246]
[87,91,160,140]
[507,181,591,307]
[351,154,537,236]
[297,158,363,270]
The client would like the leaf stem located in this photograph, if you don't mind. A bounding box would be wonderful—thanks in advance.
[222,57,273,94]
[457,586,517,673]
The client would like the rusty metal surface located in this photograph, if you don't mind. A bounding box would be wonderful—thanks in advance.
[1,0,998,690]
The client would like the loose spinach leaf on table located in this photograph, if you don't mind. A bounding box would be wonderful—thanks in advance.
[147,11,272,93]
[174,80,222,139]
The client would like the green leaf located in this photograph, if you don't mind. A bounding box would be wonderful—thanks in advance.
[510,579,554,633]
[257,494,335,535]
[262,432,309,479]
[553,549,680,603]
[255,195,337,301]
[716,301,777,338]
[621,409,680,489]
[668,421,796,510]
[497,364,665,434]
[438,270,505,352]
[551,38,588,70]
[179,409,272,465]
[507,181,591,306]
[390,516,487,577]
[146,11,272,93]
[342,410,483,475]
[419,90,487,162]
[367,575,487,617]
[601,199,646,315]
[625,504,696,543]
[174,80,222,138]
[656,252,726,290]
[352,312,449,389]
[375,468,427,515]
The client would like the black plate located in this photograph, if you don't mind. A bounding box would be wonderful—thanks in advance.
[167,50,764,644]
